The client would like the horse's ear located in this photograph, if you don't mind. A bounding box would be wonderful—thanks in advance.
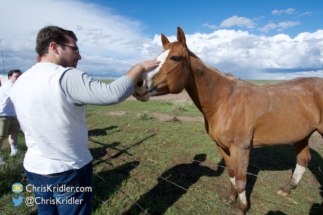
[177,26,186,45]
[161,34,170,48]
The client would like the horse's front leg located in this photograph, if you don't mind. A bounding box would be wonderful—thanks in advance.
[277,137,311,196]
[217,145,250,214]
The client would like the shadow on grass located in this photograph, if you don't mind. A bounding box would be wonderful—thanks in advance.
[89,132,158,213]
[0,161,25,198]
[266,211,287,215]
[245,145,323,214]
[89,134,156,167]
[88,126,119,137]
[92,161,140,213]
[117,146,323,214]
[123,154,225,215]
[308,148,323,215]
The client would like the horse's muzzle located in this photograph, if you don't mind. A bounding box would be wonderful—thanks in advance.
[133,79,153,102]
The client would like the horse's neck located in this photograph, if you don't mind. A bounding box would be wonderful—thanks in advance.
[185,56,235,114]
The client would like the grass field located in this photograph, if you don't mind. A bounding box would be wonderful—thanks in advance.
[1,80,323,215]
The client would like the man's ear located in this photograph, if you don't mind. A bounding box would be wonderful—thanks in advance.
[49,42,59,54]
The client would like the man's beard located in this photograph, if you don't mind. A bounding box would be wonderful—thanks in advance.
[59,58,76,68]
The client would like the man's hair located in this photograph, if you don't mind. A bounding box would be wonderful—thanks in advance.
[8,69,22,78]
[35,26,78,57]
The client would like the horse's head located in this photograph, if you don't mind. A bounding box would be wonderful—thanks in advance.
[133,27,191,101]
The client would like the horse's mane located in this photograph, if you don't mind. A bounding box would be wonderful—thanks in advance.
[224,73,237,80]
[189,49,238,81]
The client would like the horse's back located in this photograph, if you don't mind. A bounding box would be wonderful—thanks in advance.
[251,77,323,146]
[263,77,323,111]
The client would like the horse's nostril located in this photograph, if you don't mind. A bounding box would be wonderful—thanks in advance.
[137,80,143,87]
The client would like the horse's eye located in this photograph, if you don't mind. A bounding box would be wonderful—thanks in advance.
[170,56,180,61]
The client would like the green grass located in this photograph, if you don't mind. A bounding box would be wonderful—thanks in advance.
[88,99,200,117]
[87,100,323,215]
[137,111,155,120]
[0,133,37,215]
[1,89,323,214]
[246,79,284,86]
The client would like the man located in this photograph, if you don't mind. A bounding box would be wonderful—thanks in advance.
[0,69,21,165]
[10,26,159,214]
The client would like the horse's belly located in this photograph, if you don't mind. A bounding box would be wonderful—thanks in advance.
[253,124,314,146]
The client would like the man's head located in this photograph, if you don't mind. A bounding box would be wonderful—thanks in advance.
[35,26,81,68]
[8,69,22,83]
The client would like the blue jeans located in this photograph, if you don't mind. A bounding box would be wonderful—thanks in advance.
[25,161,93,215]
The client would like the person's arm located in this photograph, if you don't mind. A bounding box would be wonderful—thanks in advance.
[60,59,159,106]
[60,69,134,105]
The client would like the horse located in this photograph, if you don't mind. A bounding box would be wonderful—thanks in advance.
[133,27,323,214]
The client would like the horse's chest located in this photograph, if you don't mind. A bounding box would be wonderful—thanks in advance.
[206,122,233,148]
[206,119,252,149]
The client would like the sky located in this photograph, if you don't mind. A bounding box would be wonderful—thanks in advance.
[0,0,322,80]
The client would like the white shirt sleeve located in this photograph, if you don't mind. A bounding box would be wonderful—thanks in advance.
[60,68,134,106]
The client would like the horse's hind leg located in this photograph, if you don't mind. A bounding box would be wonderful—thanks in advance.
[277,136,311,196]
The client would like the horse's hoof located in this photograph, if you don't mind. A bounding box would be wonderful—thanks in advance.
[235,209,245,215]
[225,198,236,206]
[277,189,288,196]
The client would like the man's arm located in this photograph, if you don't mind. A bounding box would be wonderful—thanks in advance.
[60,69,134,106]
[60,59,159,106]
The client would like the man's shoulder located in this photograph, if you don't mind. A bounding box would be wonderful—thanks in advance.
[27,63,75,72]
[1,80,13,88]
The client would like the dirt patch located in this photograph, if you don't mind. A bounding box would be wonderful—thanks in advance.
[127,91,192,102]
[151,113,203,123]
[107,111,127,116]
[106,111,204,123]
[309,131,322,147]
[107,91,204,123]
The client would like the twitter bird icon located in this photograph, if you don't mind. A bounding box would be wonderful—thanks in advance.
[12,196,23,206]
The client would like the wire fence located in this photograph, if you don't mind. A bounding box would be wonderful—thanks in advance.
[90,137,321,214]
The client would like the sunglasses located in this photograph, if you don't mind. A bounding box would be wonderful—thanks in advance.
[57,43,80,54]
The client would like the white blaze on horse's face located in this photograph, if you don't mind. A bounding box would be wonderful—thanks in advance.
[142,50,170,95]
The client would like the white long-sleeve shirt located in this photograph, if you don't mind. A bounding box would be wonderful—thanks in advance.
[10,63,134,174]
[0,80,16,116]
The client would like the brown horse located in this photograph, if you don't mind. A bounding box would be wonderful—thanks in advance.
[133,27,323,214]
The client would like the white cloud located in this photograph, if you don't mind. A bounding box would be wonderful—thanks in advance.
[0,0,322,81]
[254,70,323,80]
[258,23,278,32]
[272,8,296,15]
[272,9,282,15]
[258,21,301,32]
[0,0,151,76]
[278,21,301,29]
[155,29,323,80]
[285,8,296,15]
[220,16,255,29]
[203,23,218,29]
[296,11,313,17]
